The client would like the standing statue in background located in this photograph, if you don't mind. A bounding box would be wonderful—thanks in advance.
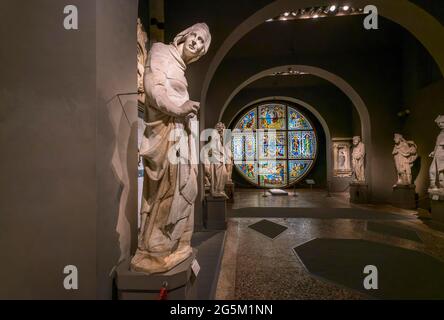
[351,136,366,182]
[204,122,230,198]
[429,115,444,193]
[392,134,418,186]
[131,23,211,274]
[137,18,148,104]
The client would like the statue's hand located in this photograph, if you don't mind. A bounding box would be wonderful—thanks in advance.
[178,100,200,117]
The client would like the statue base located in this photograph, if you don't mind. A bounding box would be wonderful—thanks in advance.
[204,196,227,230]
[349,182,369,204]
[225,182,234,203]
[391,184,417,210]
[116,249,197,300]
[430,189,444,223]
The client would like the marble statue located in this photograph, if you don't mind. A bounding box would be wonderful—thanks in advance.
[204,122,230,198]
[137,18,148,104]
[131,23,211,274]
[351,136,365,182]
[392,134,418,186]
[429,115,444,193]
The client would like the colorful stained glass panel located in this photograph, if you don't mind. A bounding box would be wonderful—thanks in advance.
[244,132,256,162]
[236,110,256,130]
[232,133,244,162]
[289,160,313,183]
[288,131,316,159]
[258,160,287,187]
[239,163,258,184]
[258,105,286,130]
[288,107,313,130]
[258,131,286,159]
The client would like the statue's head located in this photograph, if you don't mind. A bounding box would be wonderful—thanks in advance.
[352,136,361,146]
[137,18,147,44]
[394,133,404,144]
[215,122,226,136]
[173,23,211,64]
[435,115,444,129]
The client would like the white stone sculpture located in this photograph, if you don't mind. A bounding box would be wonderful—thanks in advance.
[392,133,418,186]
[137,18,148,104]
[131,23,211,274]
[429,115,444,193]
[204,122,230,198]
[351,136,365,182]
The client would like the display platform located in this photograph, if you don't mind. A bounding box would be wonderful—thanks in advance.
[430,194,444,223]
[391,184,417,210]
[349,182,369,204]
[116,250,197,300]
[204,196,227,230]
[269,189,288,196]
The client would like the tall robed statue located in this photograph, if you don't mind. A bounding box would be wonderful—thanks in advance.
[429,115,444,193]
[131,23,211,274]
[204,122,230,199]
[351,136,365,182]
[392,133,418,186]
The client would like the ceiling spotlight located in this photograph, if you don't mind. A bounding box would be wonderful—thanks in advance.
[291,11,297,16]
[342,5,350,11]
[313,14,319,19]
[329,5,337,12]
[284,12,290,17]
[266,18,273,22]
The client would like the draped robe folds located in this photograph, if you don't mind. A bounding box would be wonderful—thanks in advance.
[430,130,444,187]
[131,43,198,274]
[393,141,418,185]
[204,134,229,198]
[352,142,365,182]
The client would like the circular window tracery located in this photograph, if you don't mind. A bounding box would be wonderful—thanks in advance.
[232,102,318,188]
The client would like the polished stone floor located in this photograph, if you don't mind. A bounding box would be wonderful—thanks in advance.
[215,189,444,300]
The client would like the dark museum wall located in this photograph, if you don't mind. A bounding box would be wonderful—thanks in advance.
[0,0,98,299]
[96,0,138,300]
[0,0,138,299]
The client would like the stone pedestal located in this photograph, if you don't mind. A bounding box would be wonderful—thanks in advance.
[225,182,234,203]
[116,250,197,300]
[204,196,227,230]
[430,190,444,223]
[349,182,369,204]
[391,184,417,210]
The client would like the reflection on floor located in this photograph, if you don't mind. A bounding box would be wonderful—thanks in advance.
[215,189,444,300]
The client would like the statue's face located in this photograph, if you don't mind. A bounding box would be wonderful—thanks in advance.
[394,135,401,144]
[438,120,444,129]
[353,137,360,146]
[183,30,206,61]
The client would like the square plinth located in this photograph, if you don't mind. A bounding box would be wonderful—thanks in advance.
[349,183,369,204]
[116,250,197,300]
[204,196,227,230]
[392,185,417,210]
[431,200,444,223]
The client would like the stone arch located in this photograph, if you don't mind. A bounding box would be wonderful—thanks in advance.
[201,0,444,110]
[219,65,371,188]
